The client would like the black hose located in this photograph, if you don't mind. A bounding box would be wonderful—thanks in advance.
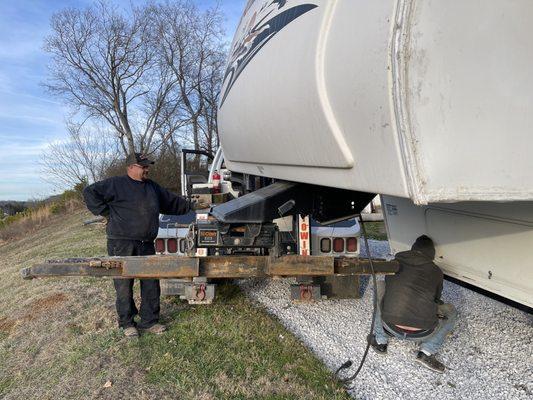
[334,214,379,388]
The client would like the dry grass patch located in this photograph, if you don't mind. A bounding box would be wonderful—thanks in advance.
[0,197,83,243]
[0,317,15,334]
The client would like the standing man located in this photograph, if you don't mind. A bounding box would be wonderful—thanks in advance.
[367,235,457,373]
[83,153,192,338]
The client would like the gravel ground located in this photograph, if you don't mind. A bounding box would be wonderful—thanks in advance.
[240,240,533,400]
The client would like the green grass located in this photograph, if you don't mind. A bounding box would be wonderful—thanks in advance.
[0,209,350,399]
[122,284,344,398]
[0,377,14,397]
[362,221,388,240]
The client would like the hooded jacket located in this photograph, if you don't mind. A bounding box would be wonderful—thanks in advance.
[381,236,443,330]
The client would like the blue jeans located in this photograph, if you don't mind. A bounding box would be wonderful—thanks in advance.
[373,281,457,355]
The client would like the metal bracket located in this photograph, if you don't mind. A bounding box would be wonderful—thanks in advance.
[160,277,216,304]
[290,283,321,302]
[185,277,215,304]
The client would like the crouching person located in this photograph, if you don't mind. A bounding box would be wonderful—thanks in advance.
[368,235,457,373]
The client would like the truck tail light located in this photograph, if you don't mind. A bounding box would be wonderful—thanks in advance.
[346,237,357,252]
[320,238,331,253]
[212,170,221,193]
[333,238,344,252]
[155,238,165,253]
[179,239,185,253]
[167,238,178,253]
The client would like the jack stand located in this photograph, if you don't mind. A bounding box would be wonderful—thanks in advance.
[290,276,321,302]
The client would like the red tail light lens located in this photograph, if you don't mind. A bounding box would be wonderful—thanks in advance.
[333,238,344,252]
[320,238,331,253]
[155,238,165,253]
[346,237,357,252]
[167,238,178,253]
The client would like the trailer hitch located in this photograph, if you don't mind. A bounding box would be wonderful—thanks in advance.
[300,285,314,301]
[195,284,207,301]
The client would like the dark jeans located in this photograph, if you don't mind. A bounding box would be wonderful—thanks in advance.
[107,239,160,329]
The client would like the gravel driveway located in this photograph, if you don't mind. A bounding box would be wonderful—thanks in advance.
[240,240,533,400]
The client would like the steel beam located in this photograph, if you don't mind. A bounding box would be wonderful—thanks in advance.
[121,255,199,278]
[22,255,398,280]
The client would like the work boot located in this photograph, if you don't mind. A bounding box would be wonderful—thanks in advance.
[416,351,446,373]
[367,334,388,355]
[123,326,139,339]
[139,323,167,335]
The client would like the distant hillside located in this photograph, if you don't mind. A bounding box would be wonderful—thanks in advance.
[0,201,27,215]
[0,194,63,216]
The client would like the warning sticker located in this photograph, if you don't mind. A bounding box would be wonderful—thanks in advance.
[298,215,310,256]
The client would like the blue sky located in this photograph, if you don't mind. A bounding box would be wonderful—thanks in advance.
[0,0,244,201]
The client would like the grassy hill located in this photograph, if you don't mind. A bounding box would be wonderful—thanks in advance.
[0,209,349,400]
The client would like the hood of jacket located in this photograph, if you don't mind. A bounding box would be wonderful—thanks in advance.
[395,250,433,266]
[411,235,435,259]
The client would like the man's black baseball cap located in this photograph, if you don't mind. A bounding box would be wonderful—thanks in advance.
[126,152,155,166]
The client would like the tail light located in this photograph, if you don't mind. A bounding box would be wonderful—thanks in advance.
[179,239,185,253]
[212,170,221,193]
[167,238,178,253]
[333,238,344,252]
[155,238,165,253]
[346,237,357,252]
[320,238,331,253]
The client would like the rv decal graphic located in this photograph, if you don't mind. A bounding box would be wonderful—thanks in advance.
[219,0,318,107]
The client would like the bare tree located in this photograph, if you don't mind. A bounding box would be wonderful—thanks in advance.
[41,122,120,189]
[198,48,225,155]
[44,1,182,155]
[152,1,225,158]
[44,0,227,192]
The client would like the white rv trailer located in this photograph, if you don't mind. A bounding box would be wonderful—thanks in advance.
[217,0,533,307]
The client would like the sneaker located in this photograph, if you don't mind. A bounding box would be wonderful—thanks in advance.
[123,326,139,338]
[416,351,445,373]
[139,323,167,335]
[367,334,388,355]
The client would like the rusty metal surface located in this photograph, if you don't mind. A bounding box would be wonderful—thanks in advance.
[121,255,199,278]
[23,255,398,280]
[290,283,322,302]
[89,259,124,269]
[268,256,334,276]
[21,263,122,279]
[200,256,266,278]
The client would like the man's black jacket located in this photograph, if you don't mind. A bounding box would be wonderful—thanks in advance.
[83,176,190,241]
[382,237,443,330]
